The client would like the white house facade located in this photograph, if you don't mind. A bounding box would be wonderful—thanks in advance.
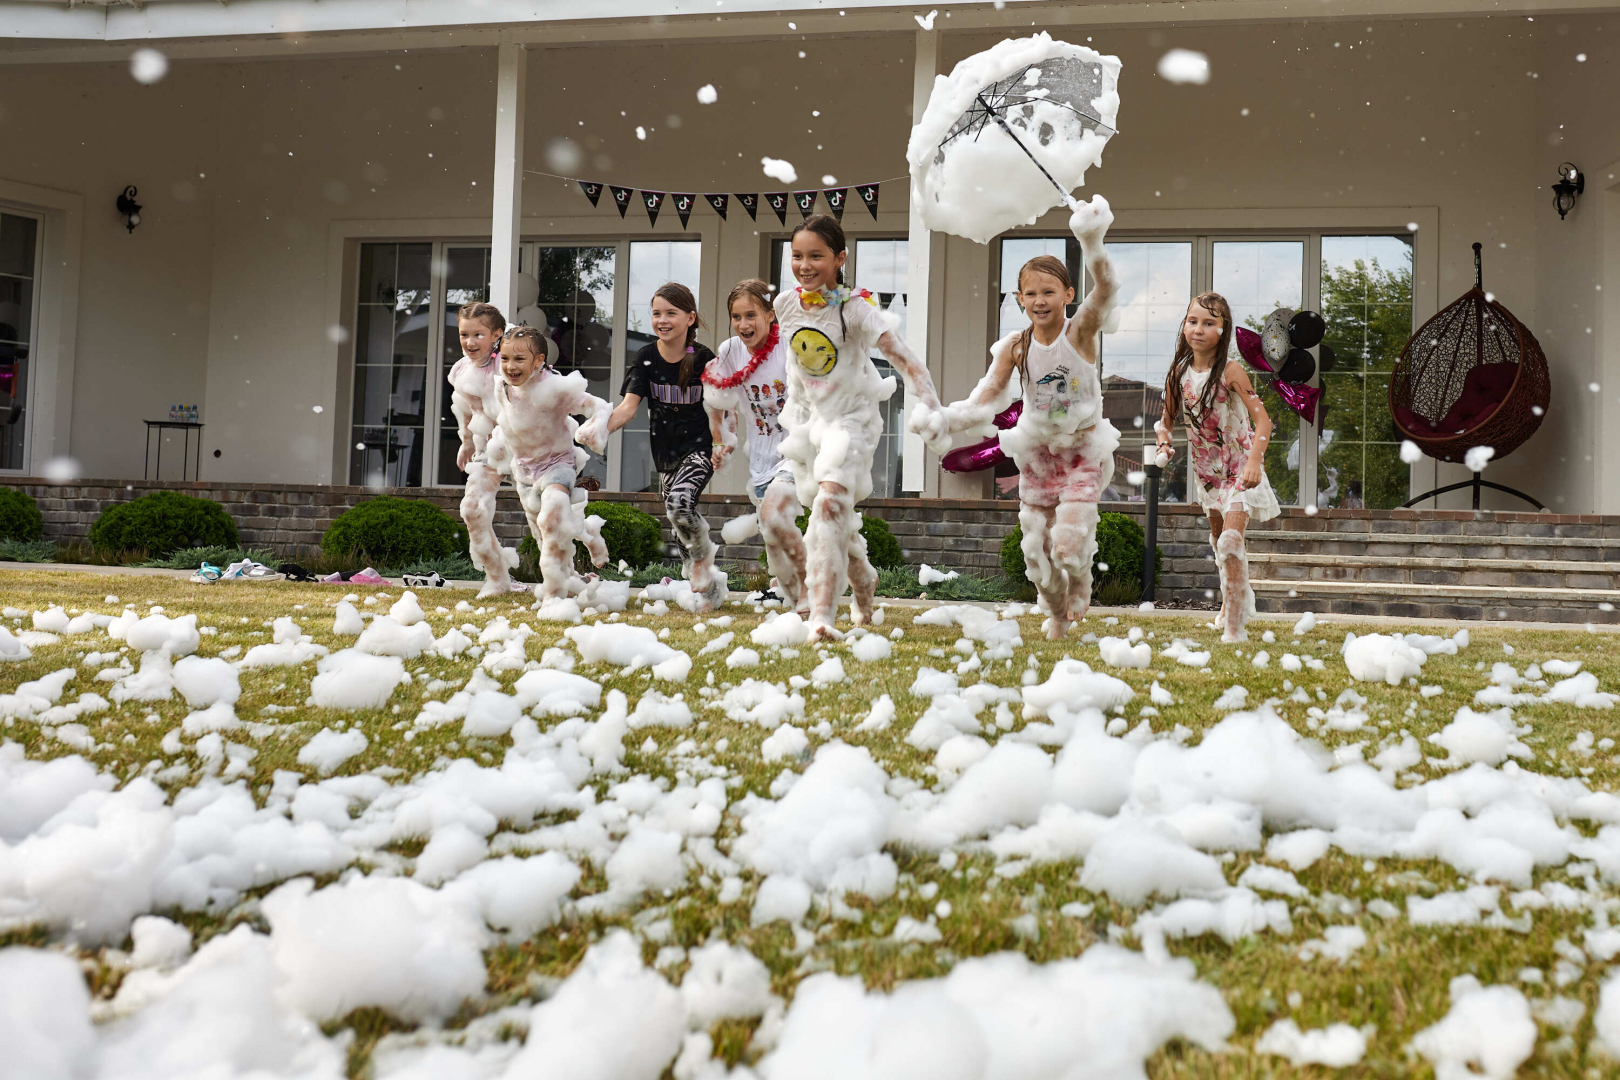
[2,0,1619,513]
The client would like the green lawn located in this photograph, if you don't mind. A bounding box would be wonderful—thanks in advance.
[3,568,1620,1078]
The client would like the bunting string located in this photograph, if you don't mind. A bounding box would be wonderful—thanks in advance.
[522,168,907,229]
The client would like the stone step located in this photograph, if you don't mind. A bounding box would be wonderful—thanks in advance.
[1249,577,1620,625]
[1249,552,1620,590]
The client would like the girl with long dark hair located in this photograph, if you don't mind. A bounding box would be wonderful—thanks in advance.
[607,282,726,611]
[1156,292,1279,642]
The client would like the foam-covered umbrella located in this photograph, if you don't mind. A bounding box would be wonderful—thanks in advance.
[907,33,1121,244]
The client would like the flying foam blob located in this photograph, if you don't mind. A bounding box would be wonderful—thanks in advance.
[908,33,1122,245]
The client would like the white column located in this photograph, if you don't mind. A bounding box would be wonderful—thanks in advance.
[902,26,938,494]
[490,40,527,316]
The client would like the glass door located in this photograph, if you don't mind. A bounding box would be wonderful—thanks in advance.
[617,240,703,494]
[351,243,432,487]
[0,210,41,473]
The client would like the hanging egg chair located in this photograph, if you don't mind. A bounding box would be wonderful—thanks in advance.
[1388,243,1550,510]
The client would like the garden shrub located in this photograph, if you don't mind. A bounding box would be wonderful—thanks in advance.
[0,487,42,542]
[320,496,466,569]
[588,501,664,569]
[89,490,238,558]
[786,511,904,571]
[1000,511,1161,598]
[142,545,279,570]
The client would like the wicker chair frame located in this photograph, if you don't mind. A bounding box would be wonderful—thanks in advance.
[1388,244,1550,509]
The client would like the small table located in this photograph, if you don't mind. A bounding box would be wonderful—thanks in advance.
[144,420,204,481]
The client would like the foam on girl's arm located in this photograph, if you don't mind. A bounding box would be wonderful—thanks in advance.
[703,383,741,449]
[941,335,1019,441]
[1070,195,1120,345]
[573,390,612,456]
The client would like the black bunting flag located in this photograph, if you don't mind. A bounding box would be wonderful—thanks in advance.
[642,190,664,226]
[764,192,789,225]
[578,181,604,207]
[823,187,848,221]
[733,193,759,220]
[856,183,880,219]
[793,191,818,218]
[704,194,729,220]
[609,186,633,218]
[673,193,695,229]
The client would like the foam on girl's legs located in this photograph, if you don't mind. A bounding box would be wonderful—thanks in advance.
[805,481,855,640]
[1052,501,1100,622]
[464,463,517,599]
[664,470,723,611]
[846,517,878,627]
[533,483,577,603]
[1019,504,1069,639]
[759,482,807,612]
[1217,525,1252,643]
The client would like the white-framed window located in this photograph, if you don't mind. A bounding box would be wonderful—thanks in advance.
[348,237,701,492]
[0,208,44,473]
[993,230,1413,508]
[770,234,912,497]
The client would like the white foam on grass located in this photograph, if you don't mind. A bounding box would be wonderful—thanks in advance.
[1408,975,1535,1080]
[566,624,693,681]
[1256,1019,1367,1067]
[309,650,407,710]
[297,727,369,775]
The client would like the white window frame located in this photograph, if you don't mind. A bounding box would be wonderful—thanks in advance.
[0,204,47,476]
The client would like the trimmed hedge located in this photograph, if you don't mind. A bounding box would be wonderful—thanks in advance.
[88,491,238,558]
[320,496,467,569]
[517,500,664,576]
[1000,511,1161,595]
[0,486,43,542]
[786,511,904,570]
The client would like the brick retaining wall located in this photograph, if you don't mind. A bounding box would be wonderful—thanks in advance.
[9,477,1620,613]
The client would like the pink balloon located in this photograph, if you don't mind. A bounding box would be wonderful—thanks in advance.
[942,437,1006,473]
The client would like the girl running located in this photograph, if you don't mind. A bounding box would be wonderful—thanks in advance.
[774,213,950,641]
[486,326,611,614]
[937,197,1119,639]
[1156,292,1279,642]
[704,278,806,610]
[607,283,727,612]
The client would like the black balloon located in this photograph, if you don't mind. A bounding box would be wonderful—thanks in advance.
[1317,342,1337,372]
[1288,309,1326,349]
[1278,347,1316,384]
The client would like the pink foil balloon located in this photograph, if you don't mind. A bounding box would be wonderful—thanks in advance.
[942,401,1022,473]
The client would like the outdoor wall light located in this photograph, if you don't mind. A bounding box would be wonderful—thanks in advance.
[1553,163,1584,220]
[116,185,142,232]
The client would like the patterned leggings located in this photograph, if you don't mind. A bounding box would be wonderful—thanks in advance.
[660,450,716,564]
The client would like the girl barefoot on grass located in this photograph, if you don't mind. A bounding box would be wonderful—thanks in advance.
[606,283,727,613]
[447,301,524,600]
[774,214,951,641]
[704,278,807,610]
[938,196,1119,639]
[1156,292,1279,643]
[487,326,611,615]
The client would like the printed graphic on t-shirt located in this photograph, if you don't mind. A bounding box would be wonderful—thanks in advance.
[1031,366,1075,421]
[650,381,705,406]
[791,327,838,376]
[747,378,788,436]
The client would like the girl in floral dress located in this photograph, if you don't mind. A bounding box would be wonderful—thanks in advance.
[1155,292,1279,642]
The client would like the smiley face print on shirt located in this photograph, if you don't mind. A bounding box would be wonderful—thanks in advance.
[791,327,838,377]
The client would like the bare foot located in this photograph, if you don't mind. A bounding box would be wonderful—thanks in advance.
[808,619,844,642]
[1045,614,1071,640]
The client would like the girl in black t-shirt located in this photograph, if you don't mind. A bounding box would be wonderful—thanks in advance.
[607,282,725,611]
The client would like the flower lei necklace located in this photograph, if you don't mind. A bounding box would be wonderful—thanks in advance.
[798,283,854,308]
[703,322,780,390]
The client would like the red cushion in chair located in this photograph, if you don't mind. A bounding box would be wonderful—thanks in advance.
[1401,364,1516,436]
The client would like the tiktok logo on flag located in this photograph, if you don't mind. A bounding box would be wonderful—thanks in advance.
[823,187,848,220]
[578,181,604,207]
[856,183,880,219]
[734,193,759,220]
[704,193,729,220]
[673,193,695,228]
[609,186,633,217]
[642,190,665,226]
[764,192,789,224]
[793,191,818,218]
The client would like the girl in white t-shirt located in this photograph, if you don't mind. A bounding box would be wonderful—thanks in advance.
[937,196,1119,638]
[704,278,806,609]
[773,214,951,641]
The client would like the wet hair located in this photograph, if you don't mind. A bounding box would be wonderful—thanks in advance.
[1009,255,1075,390]
[790,214,847,285]
[457,301,506,334]
[651,282,705,387]
[1164,292,1236,432]
[501,325,550,366]
[727,277,775,320]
